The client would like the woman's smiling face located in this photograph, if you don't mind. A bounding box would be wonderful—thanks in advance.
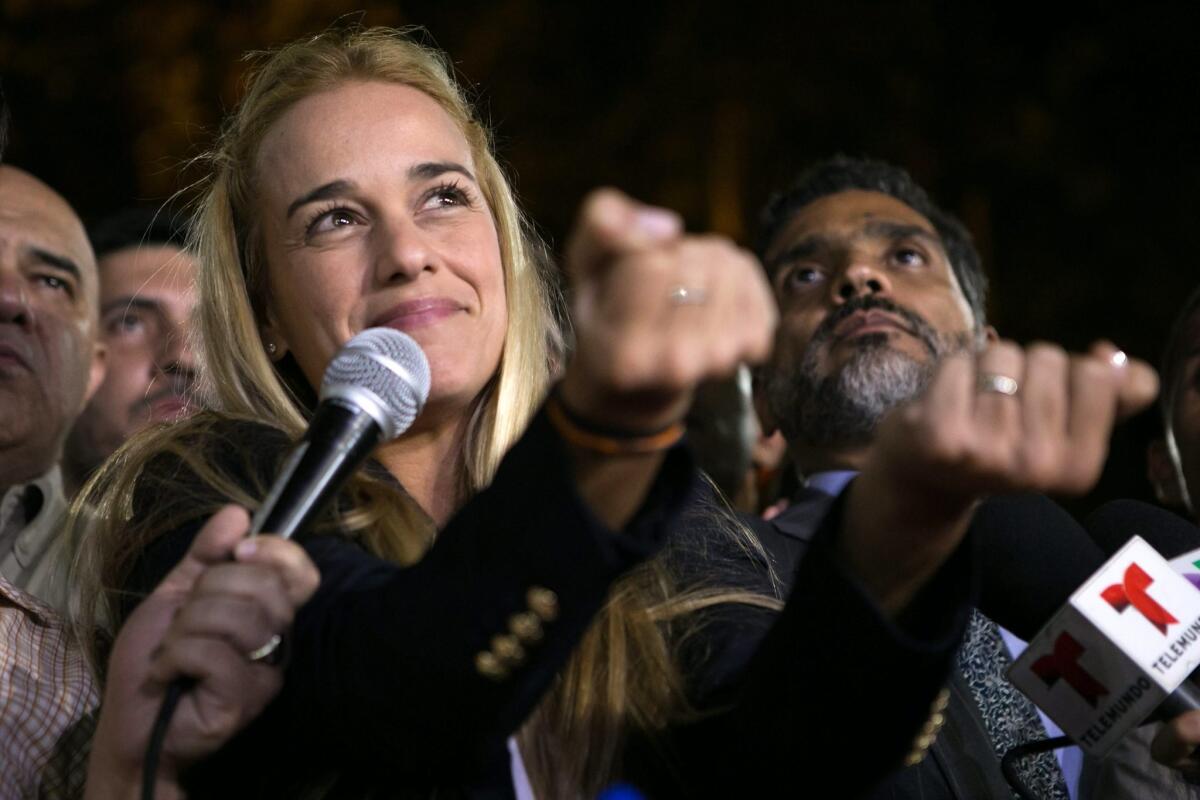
[255,80,507,418]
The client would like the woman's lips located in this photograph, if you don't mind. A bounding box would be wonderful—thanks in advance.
[370,298,465,331]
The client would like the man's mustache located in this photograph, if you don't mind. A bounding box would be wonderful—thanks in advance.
[810,295,942,357]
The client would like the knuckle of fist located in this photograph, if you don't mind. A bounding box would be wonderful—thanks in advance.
[1028,342,1068,368]
[970,447,1009,480]
[693,232,735,251]
[925,428,968,466]
[711,340,739,372]
[991,341,1023,364]
[1075,358,1111,385]
[660,352,694,389]
[1060,463,1099,495]
[623,249,671,277]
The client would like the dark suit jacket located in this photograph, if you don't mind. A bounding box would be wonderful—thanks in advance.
[613,485,975,798]
[750,486,1012,800]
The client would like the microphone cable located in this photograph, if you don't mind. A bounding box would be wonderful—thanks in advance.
[142,679,193,800]
[1000,735,1072,800]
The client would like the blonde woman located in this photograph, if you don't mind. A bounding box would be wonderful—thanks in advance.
[74,25,1147,799]
[73,25,779,797]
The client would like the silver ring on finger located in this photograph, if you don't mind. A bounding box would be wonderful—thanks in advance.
[668,285,707,306]
[247,633,283,664]
[977,372,1020,397]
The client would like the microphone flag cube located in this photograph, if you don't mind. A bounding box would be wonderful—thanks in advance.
[1008,536,1200,756]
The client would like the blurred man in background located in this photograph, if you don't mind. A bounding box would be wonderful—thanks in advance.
[64,206,197,496]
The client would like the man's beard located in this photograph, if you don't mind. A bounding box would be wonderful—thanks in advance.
[765,296,973,449]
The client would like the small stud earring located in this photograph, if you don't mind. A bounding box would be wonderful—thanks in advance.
[267,342,277,355]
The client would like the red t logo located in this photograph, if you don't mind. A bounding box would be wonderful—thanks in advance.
[1031,632,1109,708]
[1102,563,1178,635]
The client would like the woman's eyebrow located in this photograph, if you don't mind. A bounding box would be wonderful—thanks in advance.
[286,179,357,219]
[285,164,477,221]
[407,161,476,183]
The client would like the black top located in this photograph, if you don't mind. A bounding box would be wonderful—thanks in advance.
[123,408,696,797]
[119,411,975,798]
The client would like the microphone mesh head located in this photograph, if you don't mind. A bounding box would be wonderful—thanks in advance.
[319,328,431,440]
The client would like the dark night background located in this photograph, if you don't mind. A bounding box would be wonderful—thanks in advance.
[2,1,1196,512]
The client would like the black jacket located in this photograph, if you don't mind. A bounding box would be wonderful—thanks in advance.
[120,416,974,798]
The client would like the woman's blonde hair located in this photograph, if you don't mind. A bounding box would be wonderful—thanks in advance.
[74,25,779,797]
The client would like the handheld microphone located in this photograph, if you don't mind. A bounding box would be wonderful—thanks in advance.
[970,497,1174,798]
[1007,506,1200,759]
[1083,499,1200,719]
[972,494,1107,640]
[142,328,430,800]
[1086,499,1200,561]
[249,327,431,540]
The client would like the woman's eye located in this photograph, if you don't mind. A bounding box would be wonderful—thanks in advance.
[423,182,472,211]
[308,208,359,236]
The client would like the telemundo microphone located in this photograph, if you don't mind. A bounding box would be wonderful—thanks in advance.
[248,326,431,540]
[142,327,430,800]
[1004,499,1200,771]
[971,493,1109,640]
[1086,498,1200,566]
[963,497,1173,798]
[1084,499,1200,717]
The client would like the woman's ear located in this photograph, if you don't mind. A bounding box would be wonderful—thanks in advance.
[260,308,289,362]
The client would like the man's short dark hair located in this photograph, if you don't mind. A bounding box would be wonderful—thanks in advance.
[756,155,988,326]
[88,205,190,263]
